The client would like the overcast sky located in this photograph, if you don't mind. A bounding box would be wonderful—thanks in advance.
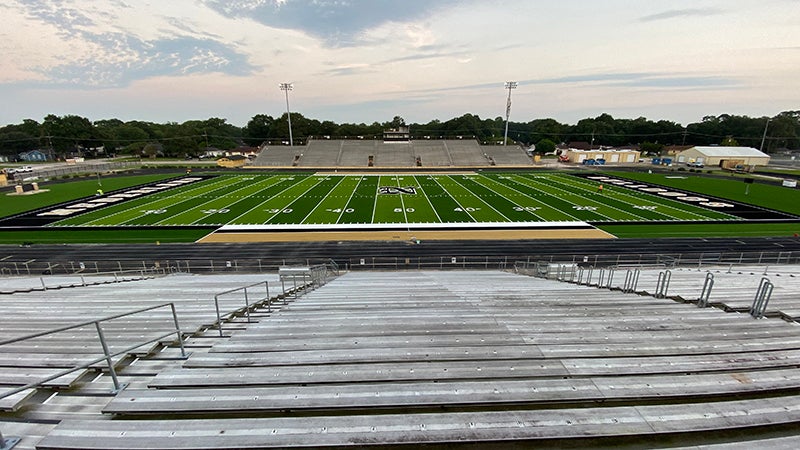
[1,0,798,127]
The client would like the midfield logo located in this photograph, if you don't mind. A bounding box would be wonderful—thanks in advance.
[378,186,417,195]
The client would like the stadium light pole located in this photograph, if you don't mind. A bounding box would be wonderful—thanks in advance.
[759,117,771,153]
[503,81,517,146]
[279,83,294,147]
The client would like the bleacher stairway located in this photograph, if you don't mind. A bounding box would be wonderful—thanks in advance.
[3,269,798,448]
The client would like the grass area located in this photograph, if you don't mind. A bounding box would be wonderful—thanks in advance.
[46,173,739,227]
[608,171,800,216]
[0,228,213,244]
[600,222,800,238]
[0,173,181,218]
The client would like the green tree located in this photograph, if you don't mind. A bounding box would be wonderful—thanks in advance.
[721,136,739,146]
[534,138,556,154]
[640,141,664,155]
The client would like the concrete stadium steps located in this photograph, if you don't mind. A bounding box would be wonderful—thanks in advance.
[25,269,800,448]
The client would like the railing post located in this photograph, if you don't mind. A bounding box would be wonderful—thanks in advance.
[265,281,271,313]
[243,287,251,322]
[94,322,122,392]
[698,272,714,308]
[169,303,187,358]
[750,277,774,319]
[214,295,224,337]
[655,270,671,298]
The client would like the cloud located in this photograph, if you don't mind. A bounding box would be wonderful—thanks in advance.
[11,1,255,87]
[639,8,723,22]
[202,0,460,47]
[39,35,255,87]
[406,72,741,94]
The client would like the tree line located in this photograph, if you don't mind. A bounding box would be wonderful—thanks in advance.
[1,111,798,159]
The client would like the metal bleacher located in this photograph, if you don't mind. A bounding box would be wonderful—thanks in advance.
[5,268,800,449]
[248,139,530,168]
[251,146,296,166]
[483,144,534,165]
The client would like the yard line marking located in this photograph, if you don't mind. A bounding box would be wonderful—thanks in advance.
[298,176,347,224]
[448,175,514,222]
[59,175,237,226]
[513,175,619,222]
[334,175,363,223]
[370,176,380,224]
[565,174,734,221]
[223,175,314,224]
[180,175,288,226]
[430,175,478,223]
[530,174,649,221]
[547,173,714,221]
[475,173,560,221]
[412,175,444,223]
[393,175,410,224]
[504,174,608,221]
[261,176,331,224]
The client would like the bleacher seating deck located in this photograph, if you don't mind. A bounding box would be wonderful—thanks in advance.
[4,268,800,448]
[250,139,533,168]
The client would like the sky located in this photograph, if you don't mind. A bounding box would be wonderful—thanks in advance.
[1,0,798,128]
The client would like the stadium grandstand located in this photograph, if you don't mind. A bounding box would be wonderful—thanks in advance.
[251,138,534,168]
[5,251,800,448]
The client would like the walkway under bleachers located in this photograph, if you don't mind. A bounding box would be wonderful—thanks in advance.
[4,268,800,448]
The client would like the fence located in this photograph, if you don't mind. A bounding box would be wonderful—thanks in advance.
[2,250,800,277]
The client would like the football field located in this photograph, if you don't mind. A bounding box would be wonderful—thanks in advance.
[41,172,739,232]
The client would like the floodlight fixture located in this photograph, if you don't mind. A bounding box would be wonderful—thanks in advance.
[503,81,517,146]
[279,83,294,146]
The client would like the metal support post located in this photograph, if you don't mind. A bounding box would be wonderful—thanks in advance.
[94,322,122,392]
[169,303,187,358]
[243,287,251,322]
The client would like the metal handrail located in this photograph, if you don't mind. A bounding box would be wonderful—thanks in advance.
[621,269,635,293]
[0,303,186,401]
[655,270,672,298]
[697,272,714,307]
[750,277,774,319]
[213,280,272,337]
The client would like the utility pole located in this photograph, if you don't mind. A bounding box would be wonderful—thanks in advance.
[503,81,517,146]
